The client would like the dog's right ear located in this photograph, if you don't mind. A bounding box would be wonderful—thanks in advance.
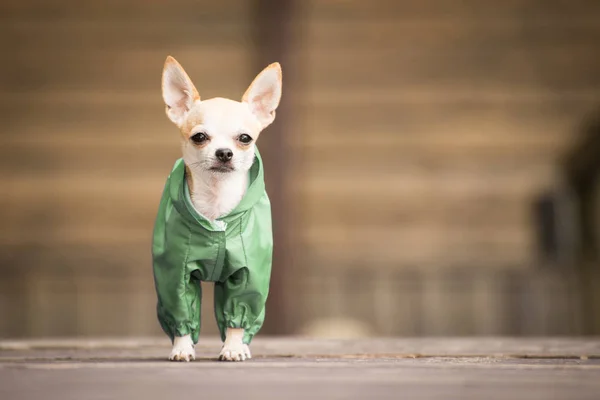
[162,56,200,126]
[242,62,282,129]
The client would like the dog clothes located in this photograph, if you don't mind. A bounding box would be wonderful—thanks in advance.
[152,149,273,345]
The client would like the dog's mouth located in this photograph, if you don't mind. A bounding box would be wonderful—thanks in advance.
[209,164,235,173]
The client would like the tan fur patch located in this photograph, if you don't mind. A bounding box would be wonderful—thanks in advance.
[242,62,282,103]
[163,56,200,102]
[185,165,194,193]
[180,108,205,136]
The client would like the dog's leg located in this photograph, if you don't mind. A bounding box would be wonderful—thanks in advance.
[169,334,196,362]
[218,328,251,361]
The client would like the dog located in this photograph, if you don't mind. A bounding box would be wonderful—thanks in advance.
[152,56,281,362]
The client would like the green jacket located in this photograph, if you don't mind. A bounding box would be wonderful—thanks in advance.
[152,150,273,345]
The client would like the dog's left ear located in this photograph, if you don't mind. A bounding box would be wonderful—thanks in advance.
[242,62,282,129]
[162,56,200,127]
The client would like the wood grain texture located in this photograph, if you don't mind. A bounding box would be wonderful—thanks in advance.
[0,0,251,338]
[293,0,600,272]
[2,338,600,400]
[1,0,598,338]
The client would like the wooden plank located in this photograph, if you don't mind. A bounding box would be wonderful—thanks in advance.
[299,192,532,228]
[0,241,166,337]
[301,4,600,91]
[0,0,251,21]
[0,48,251,92]
[0,226,150,245]
[299,88,600,106]
[301,225,533,268]
[0,142,181,178]
[305,0,600,20]
[4,0,598,21]
[0,243,152,275]
[0,174,165,192]
[4,14,599,54]
[293,132,571,156]
[2,337,600,357]
[5,342,600,400]
[0,91,160,106]
[1,95,173,145]
[0,176,164,208]
[302,46,600,91]
[0,219,156,246]
[300,97,597,121]
[297,165,557,198]
[293,134,572,158]
[296,105,577,153]
[0,21,250,52]
[0,177,164,244]
[300,147,567,174]
[304,19,600,50]
[2,122,178,149]
[0,205,156,239]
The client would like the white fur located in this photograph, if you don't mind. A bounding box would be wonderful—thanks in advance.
[219,328,252,361]
[186,165,249,221]
[169,334,195,362]
[161,57,282,361]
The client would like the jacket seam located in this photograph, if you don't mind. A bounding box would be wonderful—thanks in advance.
[239,214,249,267]
[212,234,224,282]
[182,220,193,333]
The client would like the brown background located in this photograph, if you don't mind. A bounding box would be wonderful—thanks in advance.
[0,0,599,339]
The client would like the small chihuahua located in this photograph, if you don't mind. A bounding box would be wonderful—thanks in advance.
[152,56,281,362]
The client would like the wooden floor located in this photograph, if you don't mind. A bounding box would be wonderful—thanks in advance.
[1,338,599,400]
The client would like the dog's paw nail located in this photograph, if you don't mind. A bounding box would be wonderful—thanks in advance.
[219,342,250,362]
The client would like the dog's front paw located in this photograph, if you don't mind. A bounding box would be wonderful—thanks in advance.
[169,334,195,362]
[218,342,251,362]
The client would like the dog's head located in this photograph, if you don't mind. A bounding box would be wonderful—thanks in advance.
[161,56,282,174]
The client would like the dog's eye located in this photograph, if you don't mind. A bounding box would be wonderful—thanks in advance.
[238,134,253,144]
[190,132,208,144]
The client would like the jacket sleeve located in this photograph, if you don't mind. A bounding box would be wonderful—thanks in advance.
[152,182,201,344]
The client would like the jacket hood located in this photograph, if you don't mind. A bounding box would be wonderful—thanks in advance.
[168,147,266,228]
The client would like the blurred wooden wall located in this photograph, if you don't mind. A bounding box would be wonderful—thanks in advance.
[563,120,600,334]
[290,0,600,336]
[1,0,600,339]
[0,0,256,338]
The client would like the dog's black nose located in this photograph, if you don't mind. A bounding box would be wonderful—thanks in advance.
[215,148,233,162]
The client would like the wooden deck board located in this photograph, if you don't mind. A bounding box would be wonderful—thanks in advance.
[1,338,599,400]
